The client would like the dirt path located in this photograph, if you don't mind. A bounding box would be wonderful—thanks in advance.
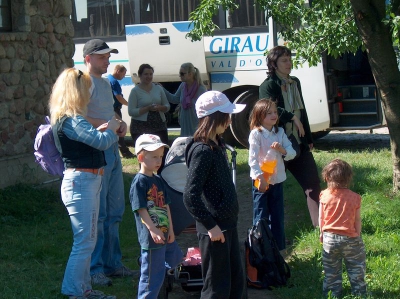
[166,128,390,299]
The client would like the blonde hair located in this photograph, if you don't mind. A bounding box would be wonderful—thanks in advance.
[114,64,127,72]
[322,158,353,189]
[181,62,204,86]
[49,68,92,125]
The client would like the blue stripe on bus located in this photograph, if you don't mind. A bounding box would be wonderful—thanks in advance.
[210,73,239,84]
[172,22,193,32]
[120,77,135,86]
[126,25,154,36]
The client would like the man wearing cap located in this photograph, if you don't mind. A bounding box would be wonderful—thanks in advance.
[83,39,137,287]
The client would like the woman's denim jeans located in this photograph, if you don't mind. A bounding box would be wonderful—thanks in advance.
[61,170,102,296]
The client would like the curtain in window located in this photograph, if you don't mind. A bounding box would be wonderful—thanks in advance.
[0,0,12,32]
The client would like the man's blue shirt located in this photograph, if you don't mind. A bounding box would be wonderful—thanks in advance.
[107,74,123,109]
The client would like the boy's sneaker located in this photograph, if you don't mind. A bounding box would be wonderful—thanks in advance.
[86,290,116,299]
[68,290,116,299]
[91,273,112,286]
[107,265,140,278]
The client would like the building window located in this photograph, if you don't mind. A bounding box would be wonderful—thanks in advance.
[0,0,11,32]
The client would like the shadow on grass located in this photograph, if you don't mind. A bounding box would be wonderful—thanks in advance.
[314,133,390,152]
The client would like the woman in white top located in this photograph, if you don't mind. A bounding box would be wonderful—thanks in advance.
[128,64,170,171]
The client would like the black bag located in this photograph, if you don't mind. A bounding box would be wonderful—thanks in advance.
[245,218,290,289]
[287,133,301,160]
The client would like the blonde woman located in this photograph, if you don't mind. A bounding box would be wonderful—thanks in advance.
[49,68,120,299]
[163,62,207,136]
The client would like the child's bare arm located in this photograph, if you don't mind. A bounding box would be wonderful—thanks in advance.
[166,205,175,243]
[137,208,166,244]
[319,202,324,242]
[355,207,362,236]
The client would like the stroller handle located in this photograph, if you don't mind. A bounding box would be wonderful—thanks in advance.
[224,143,237,187]
[224,143,237,155]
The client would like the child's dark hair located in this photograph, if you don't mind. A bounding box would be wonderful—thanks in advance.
[194,111,230,145]
[249,98,279,133]
[322,158,353,189]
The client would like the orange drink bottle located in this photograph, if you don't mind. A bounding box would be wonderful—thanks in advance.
[254,149,278,189]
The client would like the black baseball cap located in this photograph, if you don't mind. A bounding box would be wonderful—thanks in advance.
[83,39,119,58]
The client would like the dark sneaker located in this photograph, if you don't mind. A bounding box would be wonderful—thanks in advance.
[69,289,116,299]
[120,149,135,159]
[86,290,116,299]
[107,265,140,278]
[91,273,112,286]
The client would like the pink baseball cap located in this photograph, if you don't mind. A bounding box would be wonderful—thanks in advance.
[195,91,245,118]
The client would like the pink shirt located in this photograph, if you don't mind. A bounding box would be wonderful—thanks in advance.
[319,188,361,237]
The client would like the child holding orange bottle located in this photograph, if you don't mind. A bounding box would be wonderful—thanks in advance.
[248,98,296,250]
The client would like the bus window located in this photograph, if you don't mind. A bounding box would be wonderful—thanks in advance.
[140,0,202,23]
[227,0,267,28]
[71,0,136,38]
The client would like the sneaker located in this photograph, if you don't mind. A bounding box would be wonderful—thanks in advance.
[69,290,116,299]
[86,290,116,299]
[106,265,140,278]
[91,273,112,286]
[120,149,135,159]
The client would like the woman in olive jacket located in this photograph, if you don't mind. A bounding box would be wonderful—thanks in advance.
[259,45,320,227]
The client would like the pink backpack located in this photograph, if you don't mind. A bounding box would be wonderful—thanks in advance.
[33,116,65,176]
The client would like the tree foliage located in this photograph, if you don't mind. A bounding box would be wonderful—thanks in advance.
[187,0,400,191]
[187,0,396,66]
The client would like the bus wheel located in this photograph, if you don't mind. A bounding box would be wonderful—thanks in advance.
[312,131,330,140]
[230,89,259,148]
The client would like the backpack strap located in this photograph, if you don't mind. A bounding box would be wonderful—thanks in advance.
[52,115,68,153]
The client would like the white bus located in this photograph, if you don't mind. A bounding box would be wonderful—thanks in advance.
[72,0,385,146]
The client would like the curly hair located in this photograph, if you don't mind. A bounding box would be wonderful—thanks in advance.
[322,158,353,189]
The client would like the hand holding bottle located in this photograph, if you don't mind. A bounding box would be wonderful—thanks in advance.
[254,149,278,191]
[270,141,287,156]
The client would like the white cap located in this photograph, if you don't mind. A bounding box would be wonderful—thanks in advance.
[135,134,169,155]
[195,91,246,118]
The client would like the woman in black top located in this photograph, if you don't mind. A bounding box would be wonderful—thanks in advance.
[259,45,320,227]
[183,91,245,299]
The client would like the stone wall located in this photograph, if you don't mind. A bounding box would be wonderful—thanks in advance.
[0,0,74,188]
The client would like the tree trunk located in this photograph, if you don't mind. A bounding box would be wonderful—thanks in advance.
[350,0,400,191]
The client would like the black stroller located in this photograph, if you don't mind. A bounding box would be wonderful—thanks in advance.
[159,137,238,298]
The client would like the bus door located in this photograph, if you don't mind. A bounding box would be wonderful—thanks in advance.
[125,21,208,85]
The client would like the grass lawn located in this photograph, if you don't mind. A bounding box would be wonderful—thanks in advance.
[1,133,399,298]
